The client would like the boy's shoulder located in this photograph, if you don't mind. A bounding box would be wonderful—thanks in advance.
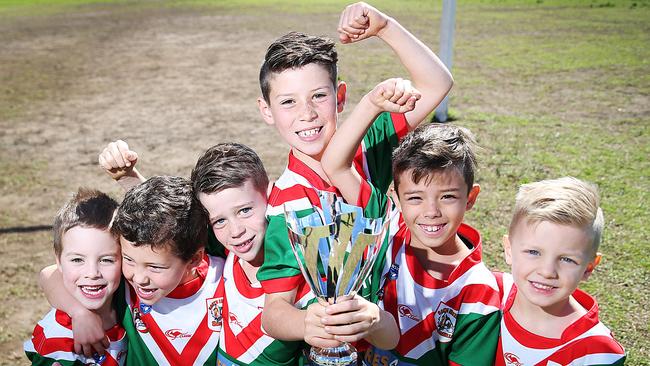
[25,308,127,365]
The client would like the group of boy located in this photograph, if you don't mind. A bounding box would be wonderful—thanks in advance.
[25,2,626,366]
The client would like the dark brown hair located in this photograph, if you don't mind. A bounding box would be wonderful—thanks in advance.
[53,188,118,257]
[259,31,338,103]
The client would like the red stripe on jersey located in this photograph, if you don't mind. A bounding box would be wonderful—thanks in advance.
[390,112,408,140]
[167,255,209,299]
[260,274,304,294]
[54,310,73,330]
[268,184,326,209]
[221,289,265,358]
[131,280,220,365]
[233,259,264,299]
[405,223,482,289]
[104,323,127,342]
[540,335,625,365]
[395,308,437,355]
[444,283,501,310]
[31,323,75,354]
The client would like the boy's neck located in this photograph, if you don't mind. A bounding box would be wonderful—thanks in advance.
[510,292,586,338]
[410,234,472,280]
[291,148,330,184]
[240,257,261,285]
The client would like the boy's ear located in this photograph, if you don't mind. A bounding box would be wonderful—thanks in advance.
[55,255,62,271]
[189,248,205,269]
[465,184,480,211]
[257,97,275,126]
[502,235,513,265]
[583,252,602,281]
[336,81,347,113]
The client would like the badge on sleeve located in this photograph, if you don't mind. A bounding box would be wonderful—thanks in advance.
[206,297,223,332]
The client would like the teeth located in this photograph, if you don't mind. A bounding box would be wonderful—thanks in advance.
[531,282,554,290]
[80,285,105,294]
[422,224,443,233]
[234,239,252,248]
[139,287,155,294]
[297,128,320,137]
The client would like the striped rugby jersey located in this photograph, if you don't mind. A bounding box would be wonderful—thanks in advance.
[117,254,225,366]
[215,252,313,366]
[495,273,626,366]
[359,181,501,366]
[24,309,127,366]
[257,112,408,294]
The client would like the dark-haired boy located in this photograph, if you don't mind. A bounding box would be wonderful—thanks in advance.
[256,2,453,347]
[41,176,225,365]
[25,189,127,365]
[322,79,501,364]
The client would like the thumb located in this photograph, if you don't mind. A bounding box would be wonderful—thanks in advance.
[126,150,138,163]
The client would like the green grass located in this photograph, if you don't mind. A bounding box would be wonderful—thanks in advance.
[0,0,648,363]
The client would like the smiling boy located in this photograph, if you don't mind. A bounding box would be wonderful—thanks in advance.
[25,189,127,365]
[496,177,626,365]
[256,1,453,347]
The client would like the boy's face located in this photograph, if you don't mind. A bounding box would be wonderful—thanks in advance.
[57,226,121,313]
[396,168,479,254]
[198,179,267,267]
[120,237,201,305]
[503,220,599,313]
[258,63,345,162]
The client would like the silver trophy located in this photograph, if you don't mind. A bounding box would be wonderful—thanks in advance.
[284,191,389,366]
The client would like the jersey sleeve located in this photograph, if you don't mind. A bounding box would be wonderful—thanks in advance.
[256,212,305,293]
[361,112,408,194]
[447,310,501,365]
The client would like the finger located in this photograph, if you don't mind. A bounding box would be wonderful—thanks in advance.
[308,336,342,349]
[115,140,132,167]
[109,142,127,168]
[395,80,414,106]
[334,331,369,343]
[389,78,405,104]
[126,150,138,164]
[82,343,94,358]
[102,335,110,349]
[74,341,82,355]
[92,340,107,356]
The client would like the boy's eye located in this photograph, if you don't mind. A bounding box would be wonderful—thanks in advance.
[560,257,578,265]
[406,196,422,202]
[313,92,327,100]
[70,257,83,263]
[239,207,253,216]
[100,258,115,264]
[213,218,226,228]
[441,194,457,200]
[280,99,295,106]
[525,249,540,256]
[148,265,165,272]
[122,256,134,264]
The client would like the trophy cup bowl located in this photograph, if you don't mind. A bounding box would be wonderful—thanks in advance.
[284,191,389,366]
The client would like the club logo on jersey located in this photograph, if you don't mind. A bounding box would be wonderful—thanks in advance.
[388,263,399,280]
[116,350,126,361]
[164,328,192,340]
[92,353,106,364]
[397,305,420,321]
[139,303,152,315]
[434,302,457,341]
[504,352,523,366]
[132,307,148,333]
[207,297,223,331]
[228,312,245,331]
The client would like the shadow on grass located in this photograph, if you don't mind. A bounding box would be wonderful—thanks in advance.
[0,225,52,234]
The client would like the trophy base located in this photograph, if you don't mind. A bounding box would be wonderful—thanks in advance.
[309,343,357,366]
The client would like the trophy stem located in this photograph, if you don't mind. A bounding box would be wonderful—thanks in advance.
[309,342,357,366]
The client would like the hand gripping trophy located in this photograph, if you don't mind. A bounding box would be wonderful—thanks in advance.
[284,191,390,366]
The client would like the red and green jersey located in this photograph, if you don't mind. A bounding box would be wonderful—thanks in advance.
[24,309,127,366]
[116,254,225,366]
[215,252,312,366]
[495,273,626,366]
[257,111,408,294]
[359,181,501,366]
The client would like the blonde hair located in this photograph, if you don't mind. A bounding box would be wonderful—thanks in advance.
[509,177,604,252]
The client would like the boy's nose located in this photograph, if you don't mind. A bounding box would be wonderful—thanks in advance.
[423,203,442,218]
[300,102,318,122]
[84,262,101,279]
[132,270,149,286]
[229,220,245,238]
[537,259,558,279]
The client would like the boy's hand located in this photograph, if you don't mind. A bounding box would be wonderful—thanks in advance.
[321,295,381,343]
[369,78,421,114]
[98,140,139,181]
[338,2,390,44]
[304,300,342,349]
[70,308,109,357]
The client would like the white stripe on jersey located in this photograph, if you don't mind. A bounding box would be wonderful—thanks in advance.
[126,255,224,366]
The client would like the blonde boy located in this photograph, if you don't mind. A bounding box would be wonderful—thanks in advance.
[322,79,501,365]
[496,177,626,365]
[25,189,127,365]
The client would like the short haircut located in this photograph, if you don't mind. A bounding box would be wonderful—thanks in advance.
[259,31,338,103]
[191,142,269,196]
[392,123,478,194]
[111,176,207,262]
[509,176,604,252]
[53,188,118,258]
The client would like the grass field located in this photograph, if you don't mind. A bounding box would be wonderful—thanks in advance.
[0,0,648,364]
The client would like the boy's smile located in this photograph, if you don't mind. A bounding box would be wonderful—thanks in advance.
[198,179,267,267]
[258,63,345,164]
[397,168,479,257]
[504,220,599,315]
[120,237,201,305]
[57,226,121,313]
